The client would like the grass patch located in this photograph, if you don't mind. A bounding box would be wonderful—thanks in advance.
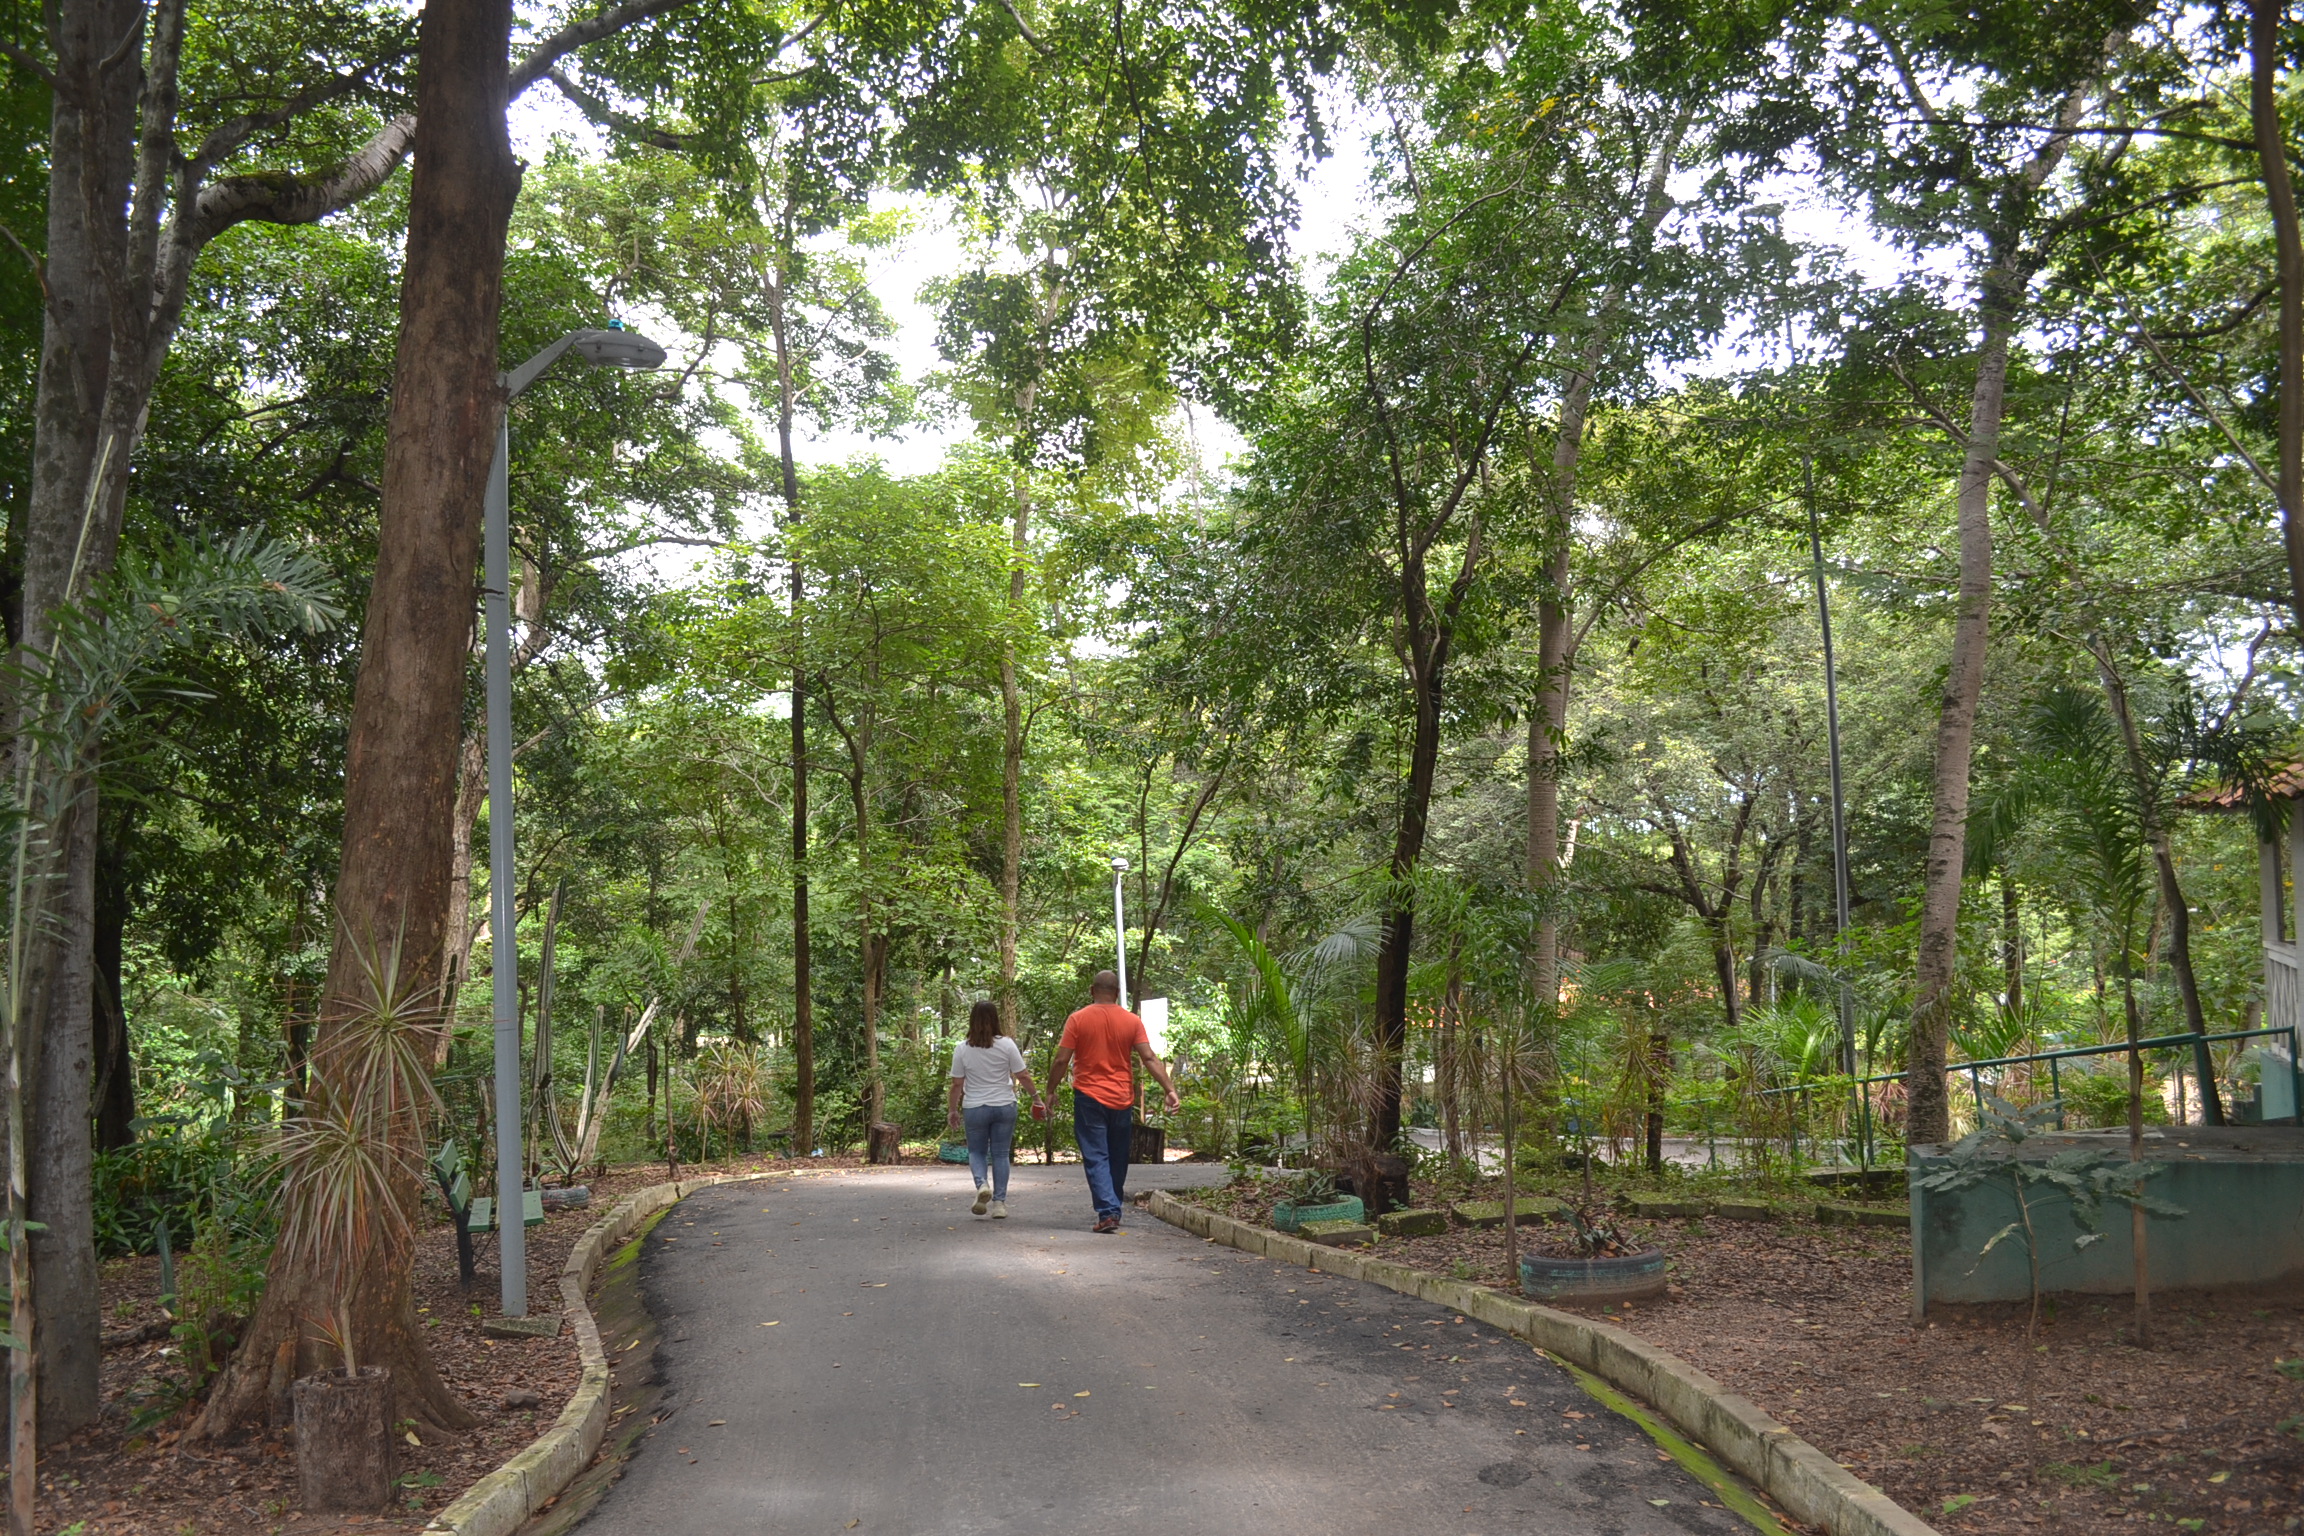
[2040,1460,2120,1491]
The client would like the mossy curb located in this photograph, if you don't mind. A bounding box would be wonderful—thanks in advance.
[1375,1206,1449,1238]
[1299,1218,1373,1246]
[1148,1189,1941,1536]
[1814,1200,1910,1229]
[420,1171,779,1536]
[1450,1195,1565,1227]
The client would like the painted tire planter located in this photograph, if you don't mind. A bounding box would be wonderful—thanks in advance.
[1273,1196,1364,1232]
[937,1140,971,1165]
[1518,1246,1669,1303]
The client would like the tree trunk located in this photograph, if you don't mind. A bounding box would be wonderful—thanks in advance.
[2091,656,2224,1123]
[2122,973,2150,1345]
[1523,121,1684,1017]
[767,262,813,1154]
[1908,297,2014,1147]
[2252,0,2304,637]
[997,469,1031,1035]
[15,0,145,1444]
[1709,920,1742,1034]
[91,829,134,1154]
[1528,358,1594,1016]
[195,0,517,1439]
[2000,874,2023,1011]
[1645,1022,1669,1174]
[1373,633,1450,1151]
[438,727,487,1054]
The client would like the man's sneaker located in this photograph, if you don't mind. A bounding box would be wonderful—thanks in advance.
[1092,1215,1120,1234]
[972,1186,992,1215]
[988,1201,1009,1219]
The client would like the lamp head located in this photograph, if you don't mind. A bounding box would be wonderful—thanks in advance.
[570,325,667,370]
[1112,856,1129,873]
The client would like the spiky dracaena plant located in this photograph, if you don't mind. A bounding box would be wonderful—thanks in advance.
[2,517,337,1521]
[274,926,441,1376]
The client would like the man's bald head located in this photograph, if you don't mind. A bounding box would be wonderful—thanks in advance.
[1090,970,1121,1001]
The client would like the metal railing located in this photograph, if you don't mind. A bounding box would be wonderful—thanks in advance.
[1756,1023,2303,1169]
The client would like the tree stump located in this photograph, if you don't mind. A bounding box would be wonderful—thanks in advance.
[1129,1121,1167,1165]
[866,1122,902,1164]
[292,1366,395,1512]
[1334,1154,1413,1216]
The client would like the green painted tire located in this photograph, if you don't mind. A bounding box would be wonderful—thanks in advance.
[1273,1196,1364,1232]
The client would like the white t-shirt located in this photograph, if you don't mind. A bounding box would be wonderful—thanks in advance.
[950,1038,1029,1108]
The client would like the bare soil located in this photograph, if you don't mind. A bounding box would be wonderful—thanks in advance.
[34,1150,883,1536]
[1180,1176,2304,1536]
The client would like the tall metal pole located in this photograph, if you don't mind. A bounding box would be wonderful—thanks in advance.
[1112,857,1130,1010]
[486,411,526,1317]
[1807,460,1862,1161]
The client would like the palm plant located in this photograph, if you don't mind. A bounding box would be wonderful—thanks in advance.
[2,522,336,1522]
[1966,684,2279,1342]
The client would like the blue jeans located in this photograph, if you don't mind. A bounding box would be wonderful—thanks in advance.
[963,1102,1018,1199]
[1072,1091,1134,1219]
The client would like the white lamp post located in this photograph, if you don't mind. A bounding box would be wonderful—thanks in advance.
[1111,857,1129,1012]
[489,323,665,1316]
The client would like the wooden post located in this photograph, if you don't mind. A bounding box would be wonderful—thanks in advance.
[292,1367,395,1512]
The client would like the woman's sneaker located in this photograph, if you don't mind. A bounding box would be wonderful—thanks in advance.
[988,1201,1009,1219]
[972,1186,992,1215]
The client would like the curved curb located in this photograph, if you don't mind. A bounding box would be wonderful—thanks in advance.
[422,1172,777,1536]
[1146,1189,1941,1536]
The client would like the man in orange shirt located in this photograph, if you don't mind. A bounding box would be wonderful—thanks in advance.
[1047,970,1180,1233]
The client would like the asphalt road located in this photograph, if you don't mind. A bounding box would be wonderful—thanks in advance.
[573,1163,1757,1536]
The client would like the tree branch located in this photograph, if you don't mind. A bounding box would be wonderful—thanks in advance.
[510,0,695,98]
[546,67,690,150]
[994,0,1055,55]
[191,60,394,171]
[0,40,54,87]
[188,114,417,241]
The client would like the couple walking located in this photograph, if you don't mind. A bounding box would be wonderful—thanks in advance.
[944,970,1180,1231]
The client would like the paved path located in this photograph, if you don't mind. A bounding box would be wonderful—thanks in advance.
[573,1163,1755,1536]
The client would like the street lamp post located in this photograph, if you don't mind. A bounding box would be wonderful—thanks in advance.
[489,323,665,1317]
[1111,857,1130,1012]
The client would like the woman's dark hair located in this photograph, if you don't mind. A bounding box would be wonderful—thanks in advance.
[966,999,1002,1049]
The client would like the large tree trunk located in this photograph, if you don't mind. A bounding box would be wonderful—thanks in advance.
[15,0,145,1444]
[1907,299,2014,1147]
[2252,0,2304,637]
[194,0,516,1438]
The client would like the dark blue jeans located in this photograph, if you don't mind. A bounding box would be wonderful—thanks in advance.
[1072,1091,1134,1219]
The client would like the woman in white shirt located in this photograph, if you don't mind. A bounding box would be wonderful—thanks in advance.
[946,1000,1044,1218]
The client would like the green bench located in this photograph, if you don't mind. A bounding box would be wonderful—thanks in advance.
[431,1141,545,1289]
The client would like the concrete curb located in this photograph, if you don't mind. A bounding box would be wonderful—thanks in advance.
[423,1171,778,1536]
[1146,1190,1940,1536]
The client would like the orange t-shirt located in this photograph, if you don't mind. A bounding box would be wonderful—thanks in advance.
[1059,1002,1148,1110]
